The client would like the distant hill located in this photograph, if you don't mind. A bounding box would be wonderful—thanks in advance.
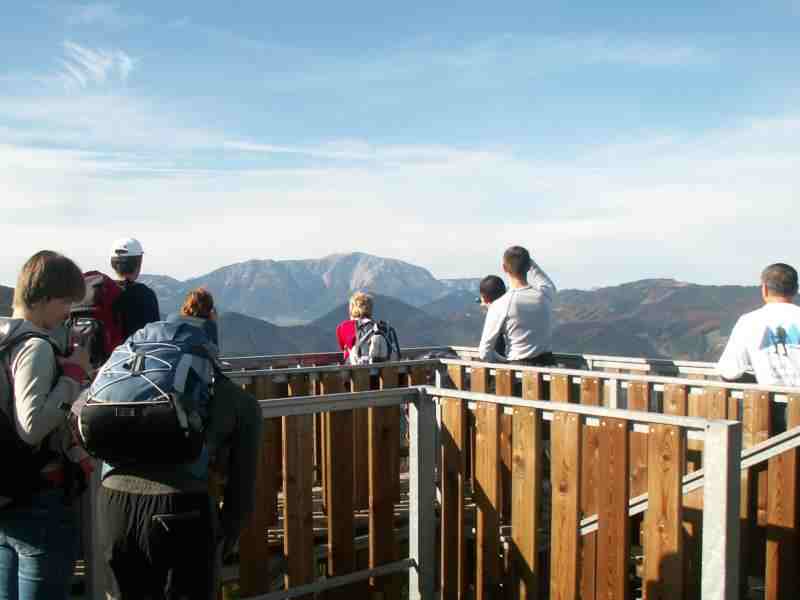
[422,279,770,360]
[141,252,452,324]
[0,285,12,317]
[3,261,789,362]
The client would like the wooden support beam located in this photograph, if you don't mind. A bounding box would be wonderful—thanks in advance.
[579,377,601,600]
[511,406,541,600]
[283,375,315,597]
[596,417,630,600]
[496,369,514,523]
[351,368,371,511]
[321,373,356,598]
[321,373,356,599]
[239,376,279,596]
[475,398,501,600]
[628,382,651,498]
[664,384,700,598]
[369,367,401,600]
[550,412,581,600]
[441,396,467,600]
[765,394,800,600]
[644,425,684,600]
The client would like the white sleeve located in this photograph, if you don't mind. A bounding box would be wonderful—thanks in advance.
[717,318,751,381]
[530,263,556,295]
[478,300,506,362]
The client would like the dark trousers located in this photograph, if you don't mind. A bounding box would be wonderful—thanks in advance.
[98,486,216,600]
[510,352,555,367]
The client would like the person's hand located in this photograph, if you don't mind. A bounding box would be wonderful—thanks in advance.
[59,345,91,376]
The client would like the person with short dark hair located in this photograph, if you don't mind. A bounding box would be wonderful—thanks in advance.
[478,246,556,365]
[718,263,800,386]
[0,251,92,599]
[478,275,508,357]
[109,237,160,338]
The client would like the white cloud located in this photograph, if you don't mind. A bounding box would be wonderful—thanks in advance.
[1,112,798,289]
[59,41,135,89]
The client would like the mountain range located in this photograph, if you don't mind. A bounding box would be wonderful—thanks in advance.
[0,253,782,361]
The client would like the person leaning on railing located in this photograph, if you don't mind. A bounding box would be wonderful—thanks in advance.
[96,288,263,599]
[478,245,557,366]
[718,262,800,386]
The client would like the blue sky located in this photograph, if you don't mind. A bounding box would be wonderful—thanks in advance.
[1,1,799,289]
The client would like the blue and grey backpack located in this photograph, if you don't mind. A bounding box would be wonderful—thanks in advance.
[77,319,218,466]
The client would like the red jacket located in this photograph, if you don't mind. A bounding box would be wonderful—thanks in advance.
[336,319,357,361]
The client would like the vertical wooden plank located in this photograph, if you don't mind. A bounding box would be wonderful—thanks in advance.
[628,382,651,498]
[448,364,466,391]
[496,369,514,522]
[743,391,771,526]
[662,384,688,418]
[475,397,501,600]
[664,385,700,599]
[408,365,430,386]
[579,378,601,600]
[550,412,582,600]
[369,368,400,600]
[441,396,467,600]
[351,368,371,510]
[471,367,488,393]
[381,366,401,503]
[321,373,356,597]
[644,425,685,600]
[511,406,541,600]
[765,394,800,600]
[239,375,278,596]
[522,371,544,402]
[596,418,630,600]
[704,388,728,421]
[283,375,315,596]
[551,374,573,403]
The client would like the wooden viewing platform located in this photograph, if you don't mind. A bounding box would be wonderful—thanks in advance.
[76,347,800,600]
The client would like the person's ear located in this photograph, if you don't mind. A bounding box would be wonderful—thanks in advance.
[761,283,769,301]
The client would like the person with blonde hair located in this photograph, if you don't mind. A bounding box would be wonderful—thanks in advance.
[336,291,373,362]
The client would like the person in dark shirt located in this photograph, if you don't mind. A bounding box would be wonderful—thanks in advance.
[109,238,160,338]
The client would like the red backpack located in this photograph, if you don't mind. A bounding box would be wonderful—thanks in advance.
[68,271,124,368]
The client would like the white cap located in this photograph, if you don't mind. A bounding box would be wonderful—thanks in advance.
[110,237,144,258]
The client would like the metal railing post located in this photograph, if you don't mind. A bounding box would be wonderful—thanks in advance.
[701,420,742,600]
[409,388,437,600]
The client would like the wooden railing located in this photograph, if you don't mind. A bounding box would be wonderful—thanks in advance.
[436,358,800,600]
[80,350,800,600]
[221,345,722,379]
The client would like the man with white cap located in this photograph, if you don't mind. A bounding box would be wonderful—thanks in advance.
[110,237,160,338]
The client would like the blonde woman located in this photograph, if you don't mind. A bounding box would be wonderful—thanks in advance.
[336,291,373,362]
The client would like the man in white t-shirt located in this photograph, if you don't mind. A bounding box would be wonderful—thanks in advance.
[478,245,556,365]
[718,263,800,386]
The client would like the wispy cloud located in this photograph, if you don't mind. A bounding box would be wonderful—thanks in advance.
[64,2,143,28]
[58,41,135,89]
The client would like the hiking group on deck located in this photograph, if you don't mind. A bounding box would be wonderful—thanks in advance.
[1,239,799,599]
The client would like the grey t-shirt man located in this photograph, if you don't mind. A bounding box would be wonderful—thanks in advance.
[478,265,556,363]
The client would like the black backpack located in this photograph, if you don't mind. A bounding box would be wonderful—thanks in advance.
[67,271,125,369]
[0,331,59,504]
